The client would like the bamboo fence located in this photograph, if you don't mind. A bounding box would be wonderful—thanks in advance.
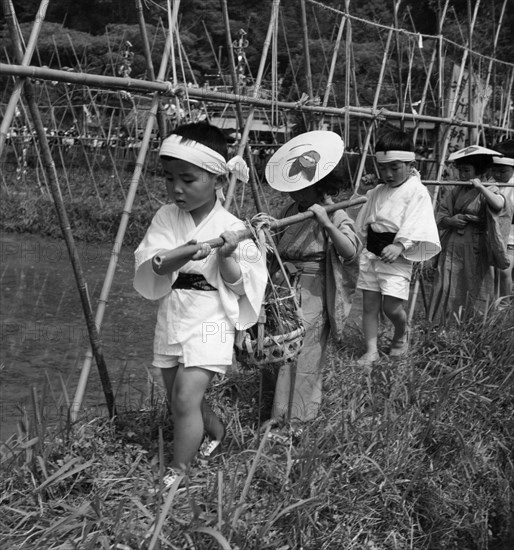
[1,0,513,418]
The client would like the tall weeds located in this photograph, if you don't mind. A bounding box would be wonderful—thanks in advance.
[1,300,513,550]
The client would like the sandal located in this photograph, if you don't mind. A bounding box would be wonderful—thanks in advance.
[162,467,184,489]
[198,423,226,463]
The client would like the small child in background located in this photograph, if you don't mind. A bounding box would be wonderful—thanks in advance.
[355,129,440,367]
[264,131,361,429]
[492,139,514,302]
[133,121,267,483]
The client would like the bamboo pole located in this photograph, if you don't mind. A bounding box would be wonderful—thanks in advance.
[0,0,49,158]
[70,3,179,421]
[223,0,281,211]
[3,0,117,418]
[318,11,346,130]
[352,28,395,196]
[344,0,352,149]
[2,62,512,133]
[135,0,167,138]
[153,196,368,273]
[300,0,314,106]
[411,0,450,157]
[220,0,265,213]
[478,0,507,132]
[393,0,404,125]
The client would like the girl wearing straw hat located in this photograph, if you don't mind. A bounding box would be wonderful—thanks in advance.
[428,144,511,324]
[264,131,361,430]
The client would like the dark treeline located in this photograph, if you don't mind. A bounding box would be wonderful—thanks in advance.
[2,1,514,117]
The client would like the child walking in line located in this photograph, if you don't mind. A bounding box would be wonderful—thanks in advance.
[133,121,267,483]
[428,145,511,325]
[492,139,514,302]
[355,129,440,367]
[264,131,361,429]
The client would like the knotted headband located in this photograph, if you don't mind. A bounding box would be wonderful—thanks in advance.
[492,156,514,166]
[159,134,249,183]
[375,150,416,163]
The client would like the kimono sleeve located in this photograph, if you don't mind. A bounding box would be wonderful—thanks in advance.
[133,207,176,300]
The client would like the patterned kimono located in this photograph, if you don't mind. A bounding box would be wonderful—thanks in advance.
[428,184,505,324]
[271,203,360,423]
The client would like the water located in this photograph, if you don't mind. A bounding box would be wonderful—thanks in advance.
[0,231,157,442]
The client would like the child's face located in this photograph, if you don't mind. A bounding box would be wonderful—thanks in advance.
[456,162,477,181]
[492,164,514,184]
[162,157,220,222]
[377,161,411,187]
[289,185,319,210]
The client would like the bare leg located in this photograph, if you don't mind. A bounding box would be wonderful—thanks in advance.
[361,290,382,355]
[202,398,225,441]
[169,365,215,471]
[161,367,178,414]
[383,295,407,347]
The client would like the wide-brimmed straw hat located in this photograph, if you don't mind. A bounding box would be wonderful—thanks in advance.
[265,131,344,192]
[448,145,503,162]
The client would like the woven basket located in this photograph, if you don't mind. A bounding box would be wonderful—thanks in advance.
[234,286,305,370]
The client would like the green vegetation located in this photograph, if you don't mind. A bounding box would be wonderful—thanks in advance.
[1,307,513,549]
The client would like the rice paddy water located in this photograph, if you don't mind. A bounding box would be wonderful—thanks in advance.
[0,230,157,441]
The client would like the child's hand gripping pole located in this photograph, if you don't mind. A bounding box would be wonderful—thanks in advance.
[152,196,368,275]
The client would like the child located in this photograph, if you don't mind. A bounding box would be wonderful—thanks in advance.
[133,121,267,482]
[428,145,509,325]
[355,129,440,367]
[492,139,514,302]
[264,130,361,428]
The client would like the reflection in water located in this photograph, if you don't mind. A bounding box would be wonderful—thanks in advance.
[0,232,157,441]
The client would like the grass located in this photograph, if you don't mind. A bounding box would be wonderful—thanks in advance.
[1,306,513,550]
[1,165,514,549]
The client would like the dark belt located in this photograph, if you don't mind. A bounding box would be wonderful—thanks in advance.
[366,226,397,257]
[172,272,217,291]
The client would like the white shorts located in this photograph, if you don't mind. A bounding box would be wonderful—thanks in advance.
[152,353,227,375]
[357,253,412,301]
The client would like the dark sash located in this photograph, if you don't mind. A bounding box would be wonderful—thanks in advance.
[172,273,217,291]
[366,226,397,256]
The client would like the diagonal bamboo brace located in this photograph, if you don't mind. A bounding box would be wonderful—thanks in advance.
[152,195,367,274]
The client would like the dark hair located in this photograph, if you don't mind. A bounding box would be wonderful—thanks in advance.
[454,154,493,176]
[313,171,341,198]
[375,129,415,153]
[166,121,228,160]
[493,138,514,159]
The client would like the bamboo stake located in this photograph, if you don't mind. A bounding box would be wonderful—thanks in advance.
[344,0,352,149]
[393,0,404,124]
[220,0,265,213]
[352,28,395,196]
[411,0,450,157]
[3,0,117,418]
[300,0,314,107]
[223,0,281,210]
[70,3,179,421]
[135,0,167,138]
[0,0,49,158]
[318,12,346,130]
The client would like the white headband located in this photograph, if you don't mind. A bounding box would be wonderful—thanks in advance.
[376,150,416,163]
[493,157,514,167]
[159,134,249,183]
